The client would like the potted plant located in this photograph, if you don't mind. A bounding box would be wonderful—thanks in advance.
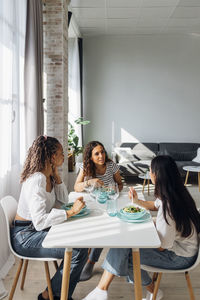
[68,117,90,171]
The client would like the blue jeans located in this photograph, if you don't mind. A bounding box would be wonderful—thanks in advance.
[89,248,103,262]
[102,248,197,286]
[11,221,88,299]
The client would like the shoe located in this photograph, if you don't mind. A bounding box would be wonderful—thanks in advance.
[142,289,163,300]
[38,293,63,300]
[79,261,95,281]
[82,287,108,300]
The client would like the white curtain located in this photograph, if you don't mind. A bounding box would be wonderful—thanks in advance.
[68,38,82,146]
[0,0,27,298]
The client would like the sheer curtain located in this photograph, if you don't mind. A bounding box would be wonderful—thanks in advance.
[0,0,27,298]
[68,38,82,147]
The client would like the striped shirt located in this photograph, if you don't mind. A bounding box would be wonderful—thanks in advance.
[80,161,119,186]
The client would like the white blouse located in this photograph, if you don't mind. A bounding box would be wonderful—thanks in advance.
[17,172,68,231]
[154,198,198,257]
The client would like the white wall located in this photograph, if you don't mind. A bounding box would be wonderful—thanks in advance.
[83,35,200,154]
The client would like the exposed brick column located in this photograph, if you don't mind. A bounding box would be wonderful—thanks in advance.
[43,0,69,184]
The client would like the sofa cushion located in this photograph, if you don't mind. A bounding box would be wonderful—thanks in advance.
[160,150,197,161]
[114,147,137,164]
[119,161,149,177]
[193,148,200,163]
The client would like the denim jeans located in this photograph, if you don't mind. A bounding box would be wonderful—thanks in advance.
[89,248,103,262]
[11,221,88,298]
[102,248,197,286]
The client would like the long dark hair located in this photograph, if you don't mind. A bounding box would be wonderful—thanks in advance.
[20,135,60,182]
[83,141,110,177]
[151,155,200,237]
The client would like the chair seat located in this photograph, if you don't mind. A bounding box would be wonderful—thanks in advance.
[141,264,194,273]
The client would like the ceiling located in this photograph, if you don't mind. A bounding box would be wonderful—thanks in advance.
[69,0,200,36]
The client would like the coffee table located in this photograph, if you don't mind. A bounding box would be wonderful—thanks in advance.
[138,172,151,195]
[183,166,200,192]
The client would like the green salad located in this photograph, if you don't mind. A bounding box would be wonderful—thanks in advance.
[123,206,143,213]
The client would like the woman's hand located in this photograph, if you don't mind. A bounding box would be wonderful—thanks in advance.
[51,164,62,184]
[66,197,86,218]
[128,187,139,204]
[72,197,86,214]
[87,178,104,187]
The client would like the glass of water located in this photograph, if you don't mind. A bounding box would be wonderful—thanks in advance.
[106,183,119,217]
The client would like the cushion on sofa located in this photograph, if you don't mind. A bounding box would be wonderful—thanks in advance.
[159,149,196,161]
[114,147,137,164]
[192,148,200,163]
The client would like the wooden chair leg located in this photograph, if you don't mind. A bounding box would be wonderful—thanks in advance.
[53,261,58,270]
[152,273,162,300]
[185,271,195,300]
[184,171,189,186]
[9,259,24,300]
[44,262,54,300]
[20,259,28,290]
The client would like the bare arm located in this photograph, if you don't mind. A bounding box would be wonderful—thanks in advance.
[74,169,104,192]
[129,187,157,211]
[113,170,123,192]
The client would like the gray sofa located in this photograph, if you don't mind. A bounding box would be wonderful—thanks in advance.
[112,142,200,181]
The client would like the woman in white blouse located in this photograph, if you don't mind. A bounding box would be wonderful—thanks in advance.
[11,135,88,300]
[82,155,200,300]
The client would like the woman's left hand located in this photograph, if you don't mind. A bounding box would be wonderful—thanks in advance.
[52,165,62,184]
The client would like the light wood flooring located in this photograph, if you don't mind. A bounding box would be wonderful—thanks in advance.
[3,183,200,300]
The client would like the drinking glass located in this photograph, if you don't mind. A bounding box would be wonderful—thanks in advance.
[106,183,119,217]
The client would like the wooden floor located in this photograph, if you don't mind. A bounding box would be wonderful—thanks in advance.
[3,183,200,300]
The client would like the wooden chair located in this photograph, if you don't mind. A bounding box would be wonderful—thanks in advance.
[141,242,200,300]
[1,196,59,300]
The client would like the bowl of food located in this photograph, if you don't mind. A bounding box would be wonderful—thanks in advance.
[121,205,146,219]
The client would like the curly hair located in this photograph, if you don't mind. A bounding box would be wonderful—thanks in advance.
[83,141,110,177]
[20,135,60,183]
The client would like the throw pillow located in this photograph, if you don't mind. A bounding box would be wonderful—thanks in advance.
[131,149,156,161]
[167,150,196,161]
[114,147,138,164]
[192,148,200,163]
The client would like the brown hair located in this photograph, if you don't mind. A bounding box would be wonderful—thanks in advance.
[83,141,110,177]
[20,135,60,182]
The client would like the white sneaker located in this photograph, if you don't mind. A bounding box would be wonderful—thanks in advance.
[142,289,163,300]
[82,287,108,300]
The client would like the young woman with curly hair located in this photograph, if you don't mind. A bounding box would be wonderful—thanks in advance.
[74,141,123,282]
[11,135,88,300]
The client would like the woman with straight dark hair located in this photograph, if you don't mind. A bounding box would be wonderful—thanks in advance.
[82,155,200,300]
[74,140,123,281]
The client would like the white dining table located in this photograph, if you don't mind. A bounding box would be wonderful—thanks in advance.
[42,192,160,300]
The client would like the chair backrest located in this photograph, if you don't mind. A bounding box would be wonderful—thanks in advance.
[0,196,18,256]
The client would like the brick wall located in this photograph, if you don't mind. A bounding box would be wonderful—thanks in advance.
[43,0,69,184]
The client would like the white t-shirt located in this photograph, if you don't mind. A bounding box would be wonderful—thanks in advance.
[17,172,68,231]
[154,198,198,257]
[80,161,119,186]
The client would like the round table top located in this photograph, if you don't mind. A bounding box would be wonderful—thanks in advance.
[183,166,200,172]
[138,172,150,179]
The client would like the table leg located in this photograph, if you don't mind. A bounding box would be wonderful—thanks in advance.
[60,248,72,300]
[184,171,189,186]
[142,179,146,193]
[198,173,200,192]
[132,249,142,300]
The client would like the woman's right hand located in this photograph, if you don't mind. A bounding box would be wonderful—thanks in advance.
[66,197,85,218]
[87,178,104,187]
[128,187,139,204]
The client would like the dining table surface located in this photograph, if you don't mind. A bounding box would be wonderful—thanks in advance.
[42,191,161,300]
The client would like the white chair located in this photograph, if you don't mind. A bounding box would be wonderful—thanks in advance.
[1,196,58,300]
[141,243,200,300]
